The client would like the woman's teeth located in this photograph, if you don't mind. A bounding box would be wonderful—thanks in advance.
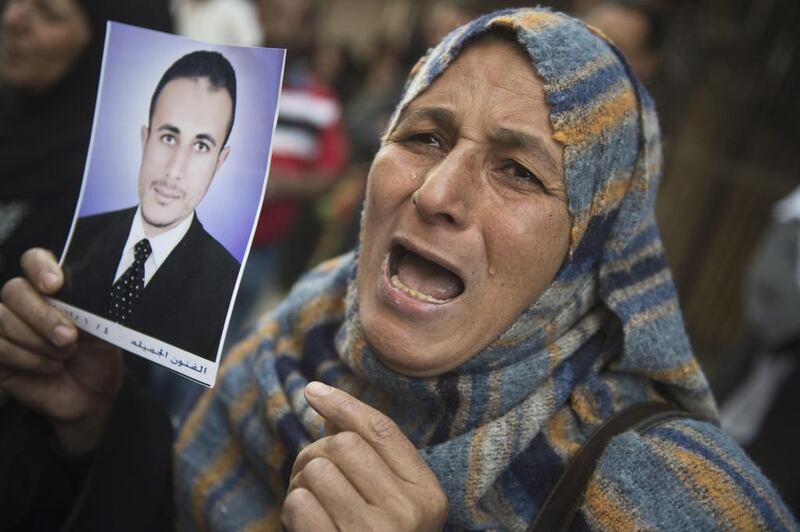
[390,274,449,304]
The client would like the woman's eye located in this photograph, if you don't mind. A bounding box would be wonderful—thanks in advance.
[408,132,441,148]
[504,161,543,187]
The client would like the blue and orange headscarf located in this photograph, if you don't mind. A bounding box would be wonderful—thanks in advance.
[175,8,725,530]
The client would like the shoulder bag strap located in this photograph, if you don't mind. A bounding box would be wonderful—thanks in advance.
[529,401,708,532]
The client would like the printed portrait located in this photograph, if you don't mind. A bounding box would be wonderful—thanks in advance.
[56,23,283,383]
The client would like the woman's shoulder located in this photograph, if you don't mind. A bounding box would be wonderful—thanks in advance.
[581,417,797,530]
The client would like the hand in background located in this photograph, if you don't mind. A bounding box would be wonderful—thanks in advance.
[0,248,123,455]
[282,382,447,531]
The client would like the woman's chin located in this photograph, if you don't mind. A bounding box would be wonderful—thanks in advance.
[373,349,449,378]
[361,319,466,378]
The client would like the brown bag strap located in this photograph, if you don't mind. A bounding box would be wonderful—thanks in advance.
[529,402,708,532]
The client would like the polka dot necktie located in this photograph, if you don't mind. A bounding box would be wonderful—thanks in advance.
[108,238,152,323]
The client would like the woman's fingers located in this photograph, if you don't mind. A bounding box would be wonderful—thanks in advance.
[0,250,75,374]
[0,335,63,377]
[291,430,400,505]
[0,249,121,455]
[287,456,370,528]
[0,366,85,420]
[1,276,78,352]
[281,487,337,532]
[0,298,72,362]
[20,248,64,295]
[1,336,121,426]
[297,382,449,530]
[303,381,431,484]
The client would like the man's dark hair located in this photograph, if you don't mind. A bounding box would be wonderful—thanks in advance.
[148,50,237,148]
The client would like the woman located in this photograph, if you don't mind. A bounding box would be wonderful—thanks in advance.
[0,0,171,285]
[0,7,795,531]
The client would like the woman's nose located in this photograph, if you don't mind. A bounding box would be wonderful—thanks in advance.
[412,146,474,228]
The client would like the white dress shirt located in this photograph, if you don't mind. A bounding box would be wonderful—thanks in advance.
[113,207,194,286]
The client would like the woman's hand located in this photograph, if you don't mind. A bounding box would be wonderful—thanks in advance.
[282,382,447,531]
[0,248,123,455]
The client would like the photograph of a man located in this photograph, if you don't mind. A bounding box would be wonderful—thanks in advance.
[61,50,240,362]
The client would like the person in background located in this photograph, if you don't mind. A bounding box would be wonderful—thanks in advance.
[344,42,405,167]
[402,1,475,74]
[310,38,360,104]
[308,42,407,264]
[172,0,262,46]
[228,0,347,337]
[581,0,666,84]
[0,0,172,286]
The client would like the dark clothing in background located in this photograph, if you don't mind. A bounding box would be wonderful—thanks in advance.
[0,70,92,284]
[0,0,172,285]
[61,207,239,362]
[0,375,173,532]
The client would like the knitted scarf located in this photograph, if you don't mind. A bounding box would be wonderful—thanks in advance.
[175,8,722,530]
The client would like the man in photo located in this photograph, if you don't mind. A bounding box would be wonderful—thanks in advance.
[61,50,240,362]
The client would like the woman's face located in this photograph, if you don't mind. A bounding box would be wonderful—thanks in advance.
[357,38,572,377]
[1,0,91,91]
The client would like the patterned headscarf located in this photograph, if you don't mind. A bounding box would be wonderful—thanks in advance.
[175,8,717,530]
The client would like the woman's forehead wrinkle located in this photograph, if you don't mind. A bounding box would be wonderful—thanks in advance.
[449,67,481,107]
[396,107,459,134]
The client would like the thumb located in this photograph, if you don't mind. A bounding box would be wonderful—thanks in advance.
[20,248,64,295]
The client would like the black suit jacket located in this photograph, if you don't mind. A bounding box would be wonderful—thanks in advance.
[60,207,239,361]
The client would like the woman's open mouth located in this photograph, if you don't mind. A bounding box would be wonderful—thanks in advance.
[387,244,465,304]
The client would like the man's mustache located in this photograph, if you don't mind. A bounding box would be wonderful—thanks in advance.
[151,181,185,199]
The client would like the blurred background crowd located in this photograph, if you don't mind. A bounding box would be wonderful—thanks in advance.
[1,0,798,515]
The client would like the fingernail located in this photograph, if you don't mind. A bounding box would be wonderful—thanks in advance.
[42,272,59,291]
[51,324,75,347]
[306,381,332,397]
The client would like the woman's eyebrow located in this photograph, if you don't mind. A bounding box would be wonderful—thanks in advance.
[393,109,561,177]
[491,127,561,177]
[395,107,458,131]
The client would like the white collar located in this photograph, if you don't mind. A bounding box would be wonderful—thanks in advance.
[114,207,194,285]
[131,207,194,267]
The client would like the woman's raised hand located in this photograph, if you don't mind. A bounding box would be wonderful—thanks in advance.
[0,248,123,454]
[282,382,447,531]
